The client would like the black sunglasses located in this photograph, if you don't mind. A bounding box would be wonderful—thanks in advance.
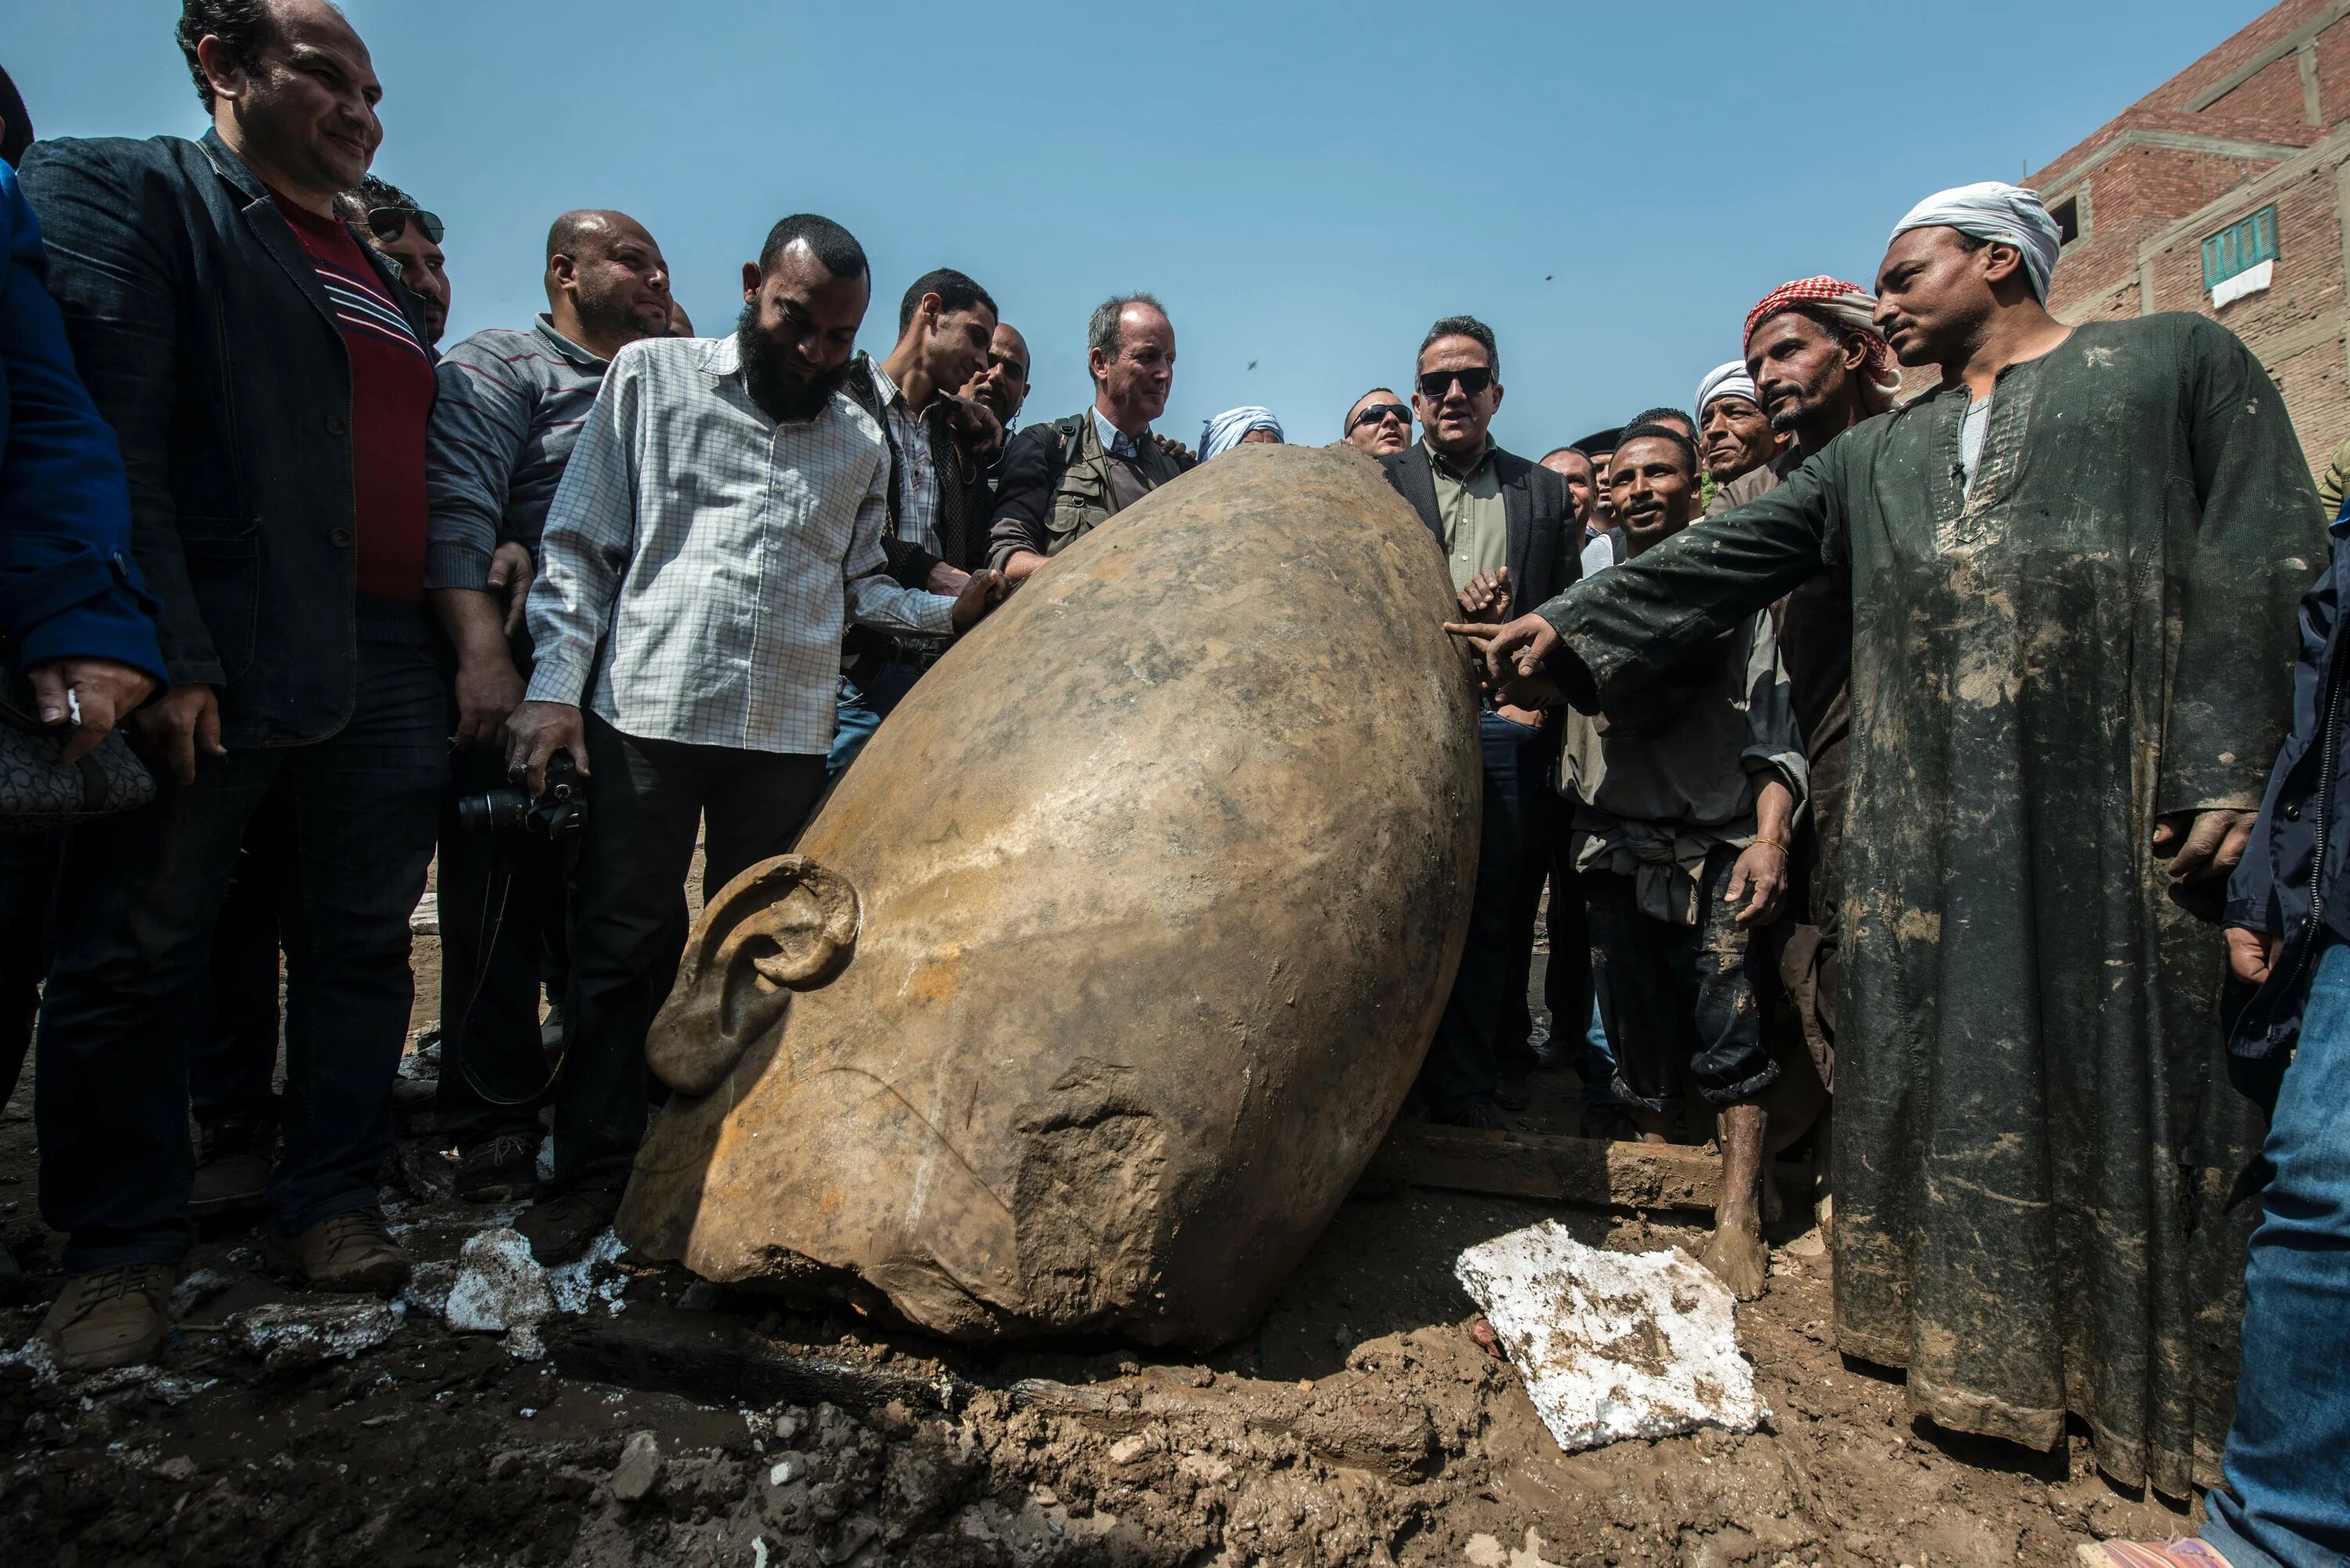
[367,206,445,245]
[1349,402,1411,432]
[1417,367,1494,399]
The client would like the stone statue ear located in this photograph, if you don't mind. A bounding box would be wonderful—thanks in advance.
[645,855,860,1097]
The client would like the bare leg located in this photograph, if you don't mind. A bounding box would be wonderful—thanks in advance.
[1632,1106,1672,1147]
[1698,1100,1769,1299]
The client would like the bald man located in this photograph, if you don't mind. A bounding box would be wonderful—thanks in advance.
[424,208,674,1204]
[963,320,1031,428]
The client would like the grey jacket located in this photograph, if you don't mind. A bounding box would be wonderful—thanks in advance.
[425,314,608,595]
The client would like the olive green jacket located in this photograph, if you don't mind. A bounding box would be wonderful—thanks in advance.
[986,410,1188,570]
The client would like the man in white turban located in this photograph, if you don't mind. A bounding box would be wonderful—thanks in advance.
[1692,361,1779,508]
[1889,180,2063,302]
[1455,183,2323,1499]
[1199,406,1282,462]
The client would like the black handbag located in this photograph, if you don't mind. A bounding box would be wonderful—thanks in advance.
[0,670,157,832]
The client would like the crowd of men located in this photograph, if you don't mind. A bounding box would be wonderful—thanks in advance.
[0,4,2343,1566]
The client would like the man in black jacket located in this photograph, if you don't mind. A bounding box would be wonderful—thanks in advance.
[21,0,444,1370]
[833,268,1003,775]
[1382,315,1574,1125]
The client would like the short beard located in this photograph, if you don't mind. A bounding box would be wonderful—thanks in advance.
[576,284,655,349]
[736,302,850,423]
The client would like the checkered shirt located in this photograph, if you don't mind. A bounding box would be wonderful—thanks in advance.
[525,334,956,753]
[865,359,944,558]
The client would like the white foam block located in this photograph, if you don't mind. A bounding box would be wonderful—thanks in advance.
[1455,1220,1768,1453]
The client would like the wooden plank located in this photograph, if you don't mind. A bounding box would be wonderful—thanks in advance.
[1363,1123,1807,1214]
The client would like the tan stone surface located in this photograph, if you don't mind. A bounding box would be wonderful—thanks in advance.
[616,443,1482,1346]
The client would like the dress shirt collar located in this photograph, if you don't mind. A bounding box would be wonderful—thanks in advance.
[1425,434,1496,481]
[868,356,906,411]
[1093,405,1150,458]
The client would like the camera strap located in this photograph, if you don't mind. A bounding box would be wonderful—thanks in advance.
[445,840,568,1109]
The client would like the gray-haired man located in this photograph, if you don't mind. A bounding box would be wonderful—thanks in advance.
[988,292,1187,583]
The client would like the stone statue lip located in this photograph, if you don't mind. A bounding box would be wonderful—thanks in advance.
[616,443,1484,1348]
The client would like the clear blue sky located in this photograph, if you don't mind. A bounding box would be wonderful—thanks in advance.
[16,1,2268,451]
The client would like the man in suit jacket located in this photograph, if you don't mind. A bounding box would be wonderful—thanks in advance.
[20,0,446,1369]
[1381,315,1575,1126]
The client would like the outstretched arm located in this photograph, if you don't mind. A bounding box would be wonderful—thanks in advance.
[1450,450,1843,710]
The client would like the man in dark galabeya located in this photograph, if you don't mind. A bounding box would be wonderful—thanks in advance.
[1455,180,2318,1499]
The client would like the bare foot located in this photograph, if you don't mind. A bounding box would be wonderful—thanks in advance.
[1697,1211,1768,1299]
[1705,1100,1770,1298]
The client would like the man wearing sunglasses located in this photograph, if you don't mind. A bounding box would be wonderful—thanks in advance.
[1342,387,1412,457]
[337,173,447,345]
[1381,315,1574,1127]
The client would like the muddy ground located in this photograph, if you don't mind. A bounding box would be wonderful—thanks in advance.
[0,930,2202,1566]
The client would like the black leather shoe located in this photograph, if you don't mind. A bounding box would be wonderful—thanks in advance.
[516,1187,621,1264]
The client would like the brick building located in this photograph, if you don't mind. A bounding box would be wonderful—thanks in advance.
[1923,0,2350,475]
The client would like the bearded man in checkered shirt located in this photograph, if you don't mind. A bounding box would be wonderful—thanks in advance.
[502,212,1003,1262]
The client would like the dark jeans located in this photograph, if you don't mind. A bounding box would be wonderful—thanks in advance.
[2200,935,2350,1568]
[1586,847,1780,1113]
[36,641,447,1270]
[1499,761,1562,1064]
[1419,710,1552,1109]
[188,794,293,1133]
[555,714,826,1193]
[433,745,573,1148]
[0,831,61,1110]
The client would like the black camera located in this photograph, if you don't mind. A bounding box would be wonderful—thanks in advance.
[457,750,586,840]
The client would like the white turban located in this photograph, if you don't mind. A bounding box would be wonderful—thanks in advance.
[1694,361,1758,420]
[1889,181,2063,302]
[1200,406,1283,462]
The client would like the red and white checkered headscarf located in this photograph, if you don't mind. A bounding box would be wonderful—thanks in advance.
[1742,276,1902,409]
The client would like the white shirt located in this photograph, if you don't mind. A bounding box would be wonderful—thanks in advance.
[526,335,956,753]
[1958,392,1994,498]
[1580,531,1618,579]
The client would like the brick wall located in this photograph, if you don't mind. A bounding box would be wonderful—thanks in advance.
[2207,49,2309,124]
[1932,0,2350,473]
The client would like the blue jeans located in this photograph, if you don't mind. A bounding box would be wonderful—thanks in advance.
[827,662,924,779]
[2202,936,2350,1568]
[1585,996,1622,1106]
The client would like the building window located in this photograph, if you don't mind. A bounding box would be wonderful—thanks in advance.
[2203,206,2278,290]
[2051,196,2081,247]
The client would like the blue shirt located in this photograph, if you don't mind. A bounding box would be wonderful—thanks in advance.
[0,159,163,679]
[1091,406,1148,458]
